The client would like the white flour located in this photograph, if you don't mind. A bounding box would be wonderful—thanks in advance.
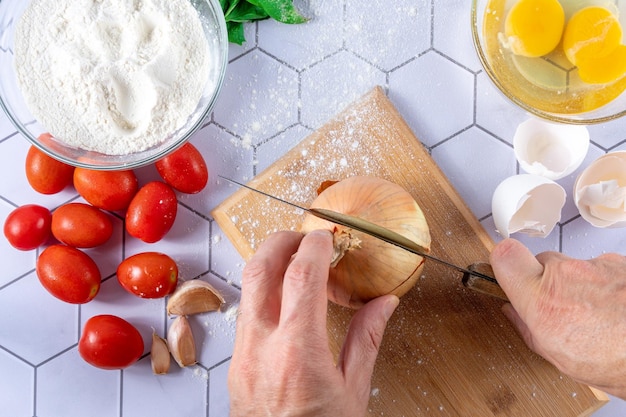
[14,0,211,155]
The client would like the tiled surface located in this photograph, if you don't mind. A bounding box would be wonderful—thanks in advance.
[1,0,626,416]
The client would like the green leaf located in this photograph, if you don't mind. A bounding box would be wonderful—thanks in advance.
[226,2,269,23]
[254,0,308,24]
[227,21,246,45]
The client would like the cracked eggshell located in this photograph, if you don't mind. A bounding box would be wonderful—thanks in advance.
[492,174,566,238]
[574,151,626,228]
[513,117,589,180]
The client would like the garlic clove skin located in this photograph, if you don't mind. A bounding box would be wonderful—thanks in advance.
[492,174,566,238]
[150,331,170,375]
[166,279,225,316]
[513,117,589,180]
[574,151,626,228]
[300,176,431,309]
[167,315,197,367]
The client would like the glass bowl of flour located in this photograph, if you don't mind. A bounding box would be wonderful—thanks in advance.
[0,0,228,170]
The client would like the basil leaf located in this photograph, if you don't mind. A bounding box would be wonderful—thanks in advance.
[254,0,308,24]
[226,2,269,22]
[227,21,246,45]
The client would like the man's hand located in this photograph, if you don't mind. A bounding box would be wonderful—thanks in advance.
[490,238,626,399]
[228,230,399,417]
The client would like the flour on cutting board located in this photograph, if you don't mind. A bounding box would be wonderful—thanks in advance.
[14,0,210,155]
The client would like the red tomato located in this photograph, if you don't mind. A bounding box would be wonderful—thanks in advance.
[78,315,144,370]
[73,168,138,211]
[36,245,101,303]
[25,143,75,194]
[117,252,178,298]
[126,182,177,243]
[155,142,208,194]
[51,203,113,248]
[3,204,51,250]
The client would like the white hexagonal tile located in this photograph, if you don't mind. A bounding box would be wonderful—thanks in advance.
[37,348,120,417]
[0,271,78,365]
[255,124,312,173]
[562,217,626,258]
[210,223,245,287]
[300,51,386,128]
[0,199,37,284]
[208,359,231,416]
[475,72,529,144]
[588,118,626,151]
[173,124,254,216]
[81,278,166,356]
[213,50,300,146]
[389,52,474,147]
[431,127,516,219]
[124,203,212,283]
[122,356,209,417]
[433,0,481,72]
[0,349,34,417]
[258,0,344,71]
[228,23,258,61]
[345,0,430,71]
[0,116,17,139]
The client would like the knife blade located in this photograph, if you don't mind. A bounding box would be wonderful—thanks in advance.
[219,175,508,301]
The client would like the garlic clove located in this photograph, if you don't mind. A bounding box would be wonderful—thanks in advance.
[492,174,566,238]
[574,151,626,228]
[150,331,170,375]
[513,117,589,180]
[166,279,225,316]
[167,315,197,367]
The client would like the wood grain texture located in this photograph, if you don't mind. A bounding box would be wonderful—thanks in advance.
[212,87,608,416]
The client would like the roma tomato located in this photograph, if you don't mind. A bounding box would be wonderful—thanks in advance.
[3,204,51,250]
[36,245,101,303]
[155,142,208,194]
[79,315,144,370]
[117,252,178,298]
[126,182,177,243]
[73,168,138,211]
[25,143,75,194]
[51,203,113,248]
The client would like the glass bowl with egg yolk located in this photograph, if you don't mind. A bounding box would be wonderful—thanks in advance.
[472,0,626,124]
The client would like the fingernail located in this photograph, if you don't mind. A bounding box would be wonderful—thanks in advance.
[383,295,400,321]
[308,229,332,238]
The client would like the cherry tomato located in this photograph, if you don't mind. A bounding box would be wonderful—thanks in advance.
[3,204,51,250]
[126,181,177,243]
[78,314,144,370]
[117,252,178,298]
[73,168,138,211]
[51,203,113,248]
[25,143,75,194]
[36,245,101,303]
[155,142,208,194]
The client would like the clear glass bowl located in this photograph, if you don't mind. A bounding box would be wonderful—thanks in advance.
[0,0,228,170]
[472,0,626,125]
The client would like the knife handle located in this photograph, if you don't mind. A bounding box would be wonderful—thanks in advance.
[462,263,509,302]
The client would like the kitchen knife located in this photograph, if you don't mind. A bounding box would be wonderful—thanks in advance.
[219,175,509,301]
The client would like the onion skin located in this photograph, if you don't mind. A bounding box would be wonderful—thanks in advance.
[300,176,431,309]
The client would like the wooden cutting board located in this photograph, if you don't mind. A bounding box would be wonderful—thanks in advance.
[212,87,608,416]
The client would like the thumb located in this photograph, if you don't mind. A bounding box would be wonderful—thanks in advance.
[337,295,399,391]
[490,238,543,315]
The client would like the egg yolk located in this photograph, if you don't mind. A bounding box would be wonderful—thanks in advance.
[562,6,626,84]
[504,0,565,58]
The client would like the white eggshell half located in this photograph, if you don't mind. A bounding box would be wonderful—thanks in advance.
[513,117,589,180]
[574,151,626,228]
[492,174,566,238]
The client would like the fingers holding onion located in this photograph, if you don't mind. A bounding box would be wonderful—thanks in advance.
[300,176,431,309]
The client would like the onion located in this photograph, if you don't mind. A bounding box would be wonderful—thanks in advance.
[300,176,431,309]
